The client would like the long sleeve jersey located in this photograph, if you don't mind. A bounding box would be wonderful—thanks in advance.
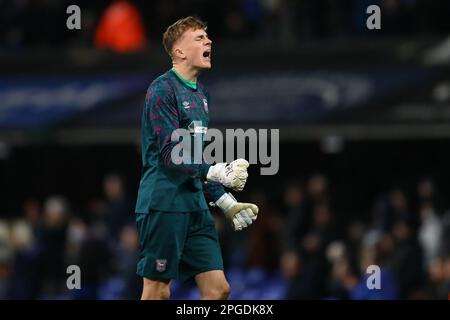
[135,69,225,213]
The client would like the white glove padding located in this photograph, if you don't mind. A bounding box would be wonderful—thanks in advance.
[215,193,259,231]
[206,159,249,192]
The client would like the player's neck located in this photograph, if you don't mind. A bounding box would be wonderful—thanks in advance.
[172,64,199,83]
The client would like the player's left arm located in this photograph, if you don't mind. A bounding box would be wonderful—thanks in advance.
[203,180,226,204]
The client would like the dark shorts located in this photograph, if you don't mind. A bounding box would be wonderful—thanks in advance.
[136,210,224,282]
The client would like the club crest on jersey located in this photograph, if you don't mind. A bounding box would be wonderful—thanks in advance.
[203,98,208,113]
[182,101,190,109]
[156,259,167,272]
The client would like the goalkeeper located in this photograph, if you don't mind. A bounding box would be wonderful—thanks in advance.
[135,16,259,300]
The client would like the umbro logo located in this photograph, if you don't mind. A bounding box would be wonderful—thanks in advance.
[203,98,208,113]
[182,101,190,109]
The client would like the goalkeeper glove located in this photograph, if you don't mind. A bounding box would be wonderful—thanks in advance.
[206,159,249,192]
[214,193,259,231]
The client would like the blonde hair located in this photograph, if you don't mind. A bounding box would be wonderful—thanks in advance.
[163,16,207,57]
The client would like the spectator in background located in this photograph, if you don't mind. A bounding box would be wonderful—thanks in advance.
[247,188,282,271]
[327,234,399,300]
[326,241,360,299]
[386,219,426,298]
[66,217,88,267]
[22,198,41,230]
[375,188,419,234]
[60,173,133,299]
[65,195,112,299]
[303,202,337,255]
[416,177,439,210]
[7,219,40,299]
[0,199,43,299]
[114,224,141,299]
[427,255,450,299]
[71,221,111,300]
[94,0,147,53]
[101,173,132,242]
[280,181,309,253]
[36,196,70,298]
[417,178,443,268]
[280,174,337,299]
[306,173,330,205]
[287,202,336,299]
[349,236,399,300]
[345,220,366,264]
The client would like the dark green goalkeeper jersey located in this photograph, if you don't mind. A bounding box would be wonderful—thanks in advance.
[135,68,225,213]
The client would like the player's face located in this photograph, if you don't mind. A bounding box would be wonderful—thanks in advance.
[178,28,212,70]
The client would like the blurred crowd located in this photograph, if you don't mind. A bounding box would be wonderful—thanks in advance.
[1,0,450,52]
[267,174,450,299]
[0,171,449,299]
[0,173,139,299]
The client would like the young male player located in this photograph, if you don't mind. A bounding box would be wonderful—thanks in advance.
[135,16,259,300]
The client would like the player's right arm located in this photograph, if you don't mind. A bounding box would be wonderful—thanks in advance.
[145,85,249,191]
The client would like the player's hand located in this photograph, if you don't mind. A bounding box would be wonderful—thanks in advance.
[214,193,259,231]
[206,159,249,192]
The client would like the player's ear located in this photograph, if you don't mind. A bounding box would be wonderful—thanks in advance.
[173,47,186,60]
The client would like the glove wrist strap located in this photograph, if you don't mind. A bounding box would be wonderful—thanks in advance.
[215,193,237,213]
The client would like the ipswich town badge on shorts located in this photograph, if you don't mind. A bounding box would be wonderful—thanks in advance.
[156,259,167,272]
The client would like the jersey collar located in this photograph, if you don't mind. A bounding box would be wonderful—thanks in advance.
[170,68,197,90]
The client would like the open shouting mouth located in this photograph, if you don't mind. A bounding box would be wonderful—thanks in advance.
[203,49,211,60]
